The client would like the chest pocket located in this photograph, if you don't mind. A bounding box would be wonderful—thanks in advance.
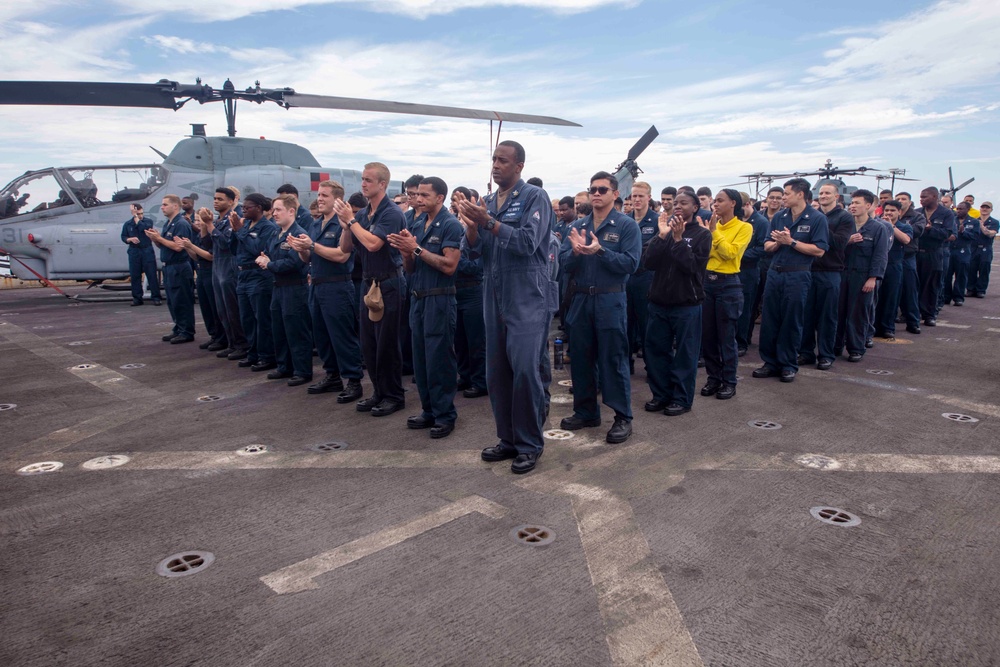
[500,204,523,224]
[423,233,444,253]
[600,229,622,252]
[790,224,812,242]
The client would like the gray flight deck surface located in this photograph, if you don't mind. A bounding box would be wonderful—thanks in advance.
[1,284,998,666]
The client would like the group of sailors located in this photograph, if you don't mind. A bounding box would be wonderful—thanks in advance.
[121,144,997,473]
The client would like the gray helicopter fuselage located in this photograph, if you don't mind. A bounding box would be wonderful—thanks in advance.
[0,136,399,281]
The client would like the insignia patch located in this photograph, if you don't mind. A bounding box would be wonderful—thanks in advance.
[250,232,258,238]
[165,233,173,239]
[429,236,441,244]
[642,226,655,234]
[532,211,540,221]
[603,233,620,243]
[798,225,811,233]
[708,273,718,281]
[280,242,291,250]
[324,232,337,238]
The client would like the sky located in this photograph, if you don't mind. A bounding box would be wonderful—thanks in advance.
[1,0,998,204]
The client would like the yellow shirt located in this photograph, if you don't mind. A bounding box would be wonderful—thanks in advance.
[707,217,753,274]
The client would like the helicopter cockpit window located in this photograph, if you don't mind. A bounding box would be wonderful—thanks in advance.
[57,166,167,208]
[0,171,75,218]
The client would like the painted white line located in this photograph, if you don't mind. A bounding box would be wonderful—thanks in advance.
[516,442,703,667]
[933,321,971,329]
[695,452,1000,474]
[110,449,487,470]
[986,328,1000,333]
[260,495,507,594]
[556,481,703,666]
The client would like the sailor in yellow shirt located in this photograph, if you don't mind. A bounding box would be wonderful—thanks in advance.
[700,189,753,400]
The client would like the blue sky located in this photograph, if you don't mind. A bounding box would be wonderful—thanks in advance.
[2,0,998,204]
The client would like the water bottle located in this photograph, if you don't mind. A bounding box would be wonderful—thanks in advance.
[554,338,564,370]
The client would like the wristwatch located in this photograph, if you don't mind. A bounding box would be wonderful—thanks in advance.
[597,246,607,256]
[414,246,423,257]
[310,241,316,250]
[791,240,798,248]
[485,217,497,231]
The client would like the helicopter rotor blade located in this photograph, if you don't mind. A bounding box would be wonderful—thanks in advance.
[0,81,184,109]
[954,177,975,192]
[0,80,581,128]
[948,167,955,192]
[626,125,659,161]
[280,91,580,127]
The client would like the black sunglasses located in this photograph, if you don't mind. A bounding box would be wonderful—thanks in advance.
[588,186,611,195]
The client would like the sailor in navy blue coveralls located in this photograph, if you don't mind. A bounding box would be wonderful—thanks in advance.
[559,175,641,444]
[457,142,556,474]
[943,202,978,306]
[258,197,313,384]
[334,165,407,417]
[147,197,195,343]
[754,182,829,381]
[231,195,279,368]
[389,178,464,438]
[286,182,365,402]
[120,204,160,305]
[208,188,248,358]
[626,186,658,370]
[835,195,889,360]
[969,203,998,297]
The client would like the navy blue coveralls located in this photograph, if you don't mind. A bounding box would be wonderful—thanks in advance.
[799,206,852,365]
[759,208,830,373]
[159,215,196,339]
[835,217,889,356]
[456,234,487,393]
[970,216,998,296]
[916,205,957,320]
[232,216,278,364]
[266,222,313,379]
[875,219,913,337]
[559,209,641,424]
[355,196,406,406]
[408,208,464,426]
[211,214,248,353]
[467,180,556,456]
[943,214,980,305]
[120,216,160,302]
[627,207,658,359]
[309,214,364,383]
[642,221,712,409]
[748,210,780,346]
[193,231,223,343]
[736,210,769,351]
[540,232,561,411]
[899,207,925,329]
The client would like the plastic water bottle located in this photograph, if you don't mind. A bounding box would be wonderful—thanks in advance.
[554,338,564,370]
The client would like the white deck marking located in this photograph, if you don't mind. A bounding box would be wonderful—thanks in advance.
[518,443,704,667]
[260,495,507,594]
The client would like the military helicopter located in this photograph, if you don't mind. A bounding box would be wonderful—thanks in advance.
[0,79,578,286]
[941,166,975,200]
[611,125,659,199]
[722,160,917,201]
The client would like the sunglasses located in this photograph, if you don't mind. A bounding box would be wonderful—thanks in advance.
[588,186,611,195]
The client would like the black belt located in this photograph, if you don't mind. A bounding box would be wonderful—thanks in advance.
[163,260,189,266]
[274,277,308,288]
[238,263,263,271]
[412,287,457,299]
[740,260,758,269]
[455,280,482,289]
[571,285,625,295]
[774,265,810,273]
[363,268,403,283]
[311,274,353,285]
